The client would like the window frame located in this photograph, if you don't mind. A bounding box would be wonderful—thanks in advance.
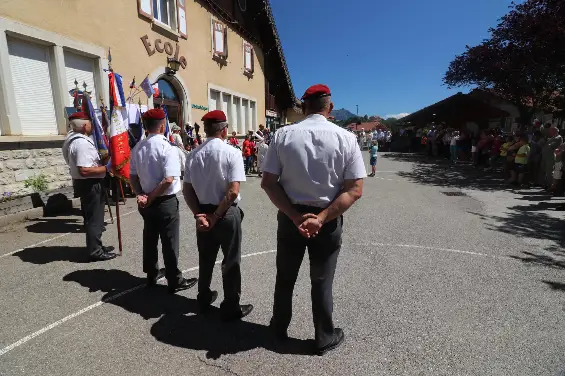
[153,0,178,31]
[211,19,228,58]
[243,41,254,76]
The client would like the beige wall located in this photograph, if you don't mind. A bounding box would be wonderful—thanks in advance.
[0,0,266,130]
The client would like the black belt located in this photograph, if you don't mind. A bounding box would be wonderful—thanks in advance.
[199,203,238,213]
[292,204,325,215]
[151,194,177,205]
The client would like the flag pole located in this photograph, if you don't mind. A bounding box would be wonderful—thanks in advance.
[108,46,124,256]
[99,95,114,224]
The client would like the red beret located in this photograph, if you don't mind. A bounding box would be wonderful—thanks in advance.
[68,112,89,120]
[202,110,227,123]
[143,108,166,120]
[301,84,331,100]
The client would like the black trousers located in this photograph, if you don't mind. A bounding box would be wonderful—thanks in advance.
[196,204,243,314]
[76,179,106,257]
[272,207,343,348]
[139,195,183,285]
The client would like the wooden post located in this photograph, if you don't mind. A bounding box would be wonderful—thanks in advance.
[115,178,124,256]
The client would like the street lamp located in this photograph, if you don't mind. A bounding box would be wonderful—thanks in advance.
[166,57,182,76]
[356,105,359,115]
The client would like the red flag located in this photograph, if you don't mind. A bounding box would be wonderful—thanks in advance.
[109,107,131,182]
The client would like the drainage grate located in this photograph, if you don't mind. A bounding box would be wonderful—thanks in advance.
[442,191,467,197]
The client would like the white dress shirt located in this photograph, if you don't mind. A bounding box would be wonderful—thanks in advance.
[130,134,181,195]
[263,114,367,208]
[62,131,105,180]
[184,137,246,205]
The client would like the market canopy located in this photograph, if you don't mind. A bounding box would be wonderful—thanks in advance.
[398,92,509,127]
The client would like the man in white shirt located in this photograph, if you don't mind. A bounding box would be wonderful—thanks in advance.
[182,110,253,321]
[62,112,115,262]
[130,108,197,293]
[261,84,366,355]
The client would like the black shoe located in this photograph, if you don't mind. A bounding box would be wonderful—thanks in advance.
[146,268,166,287]
[221,304,254,322]
[168,277,197,293]
[269,321,289,341]
[102,245,115,253]
[315,328,345,356]
[198,291,219,313]
[88,251,117,262]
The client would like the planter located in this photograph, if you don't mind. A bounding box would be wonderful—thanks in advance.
[0,186,75,218]
[0,195,36,216]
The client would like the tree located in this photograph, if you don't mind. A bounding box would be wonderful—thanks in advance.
[444,0,565,123]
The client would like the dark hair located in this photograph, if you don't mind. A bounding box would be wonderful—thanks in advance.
[143,118,163,132]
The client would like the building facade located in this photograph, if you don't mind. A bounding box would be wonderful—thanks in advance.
[0,0,295,194]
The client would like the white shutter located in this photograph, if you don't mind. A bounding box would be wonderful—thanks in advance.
[213,22,225,55]
[209,90,219,111]
[64,52,97,108]
[138,0,153,19]
[242,99,249,134]
[7,38,57,136]
[177,0,187,38]
[250,101,256,130]
[244,43,253,72]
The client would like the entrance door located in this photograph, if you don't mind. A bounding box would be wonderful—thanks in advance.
[153,78,183,130]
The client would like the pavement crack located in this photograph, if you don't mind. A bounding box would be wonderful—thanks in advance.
[196,355,242,376]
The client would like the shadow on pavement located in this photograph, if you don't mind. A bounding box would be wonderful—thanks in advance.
[13,246,90,264]
[151,310,313,359]
[63,269,197,320]
[62,269,313,358]
[543,280,565,292]
[25,218,83,234]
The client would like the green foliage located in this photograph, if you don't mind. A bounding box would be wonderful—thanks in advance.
[24,174,49,193]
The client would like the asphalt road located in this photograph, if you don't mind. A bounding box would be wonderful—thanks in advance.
[1,152,565,376]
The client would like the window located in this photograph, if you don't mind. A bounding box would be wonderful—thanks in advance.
[139,0,187,37]
[243,42,254,76]
[64,52,97,108]
[212,20,228,57]
[153,0,177,29]
[8,38,58,136]
[156,79,180,101]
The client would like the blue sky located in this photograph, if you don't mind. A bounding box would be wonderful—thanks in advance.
[270,0,516,119]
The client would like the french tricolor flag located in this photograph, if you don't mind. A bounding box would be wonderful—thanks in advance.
[108,71,126,110]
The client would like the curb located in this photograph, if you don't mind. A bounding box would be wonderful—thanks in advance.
[0,198,82,229]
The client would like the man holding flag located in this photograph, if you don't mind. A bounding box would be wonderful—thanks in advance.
[62,112,116,261]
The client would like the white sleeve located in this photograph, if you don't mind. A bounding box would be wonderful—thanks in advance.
[228,151,246,183]
[74,141,99,168]
[262,132,281,175]
[130,146,137,176]
[183,154,192,184]
[344,137,367,180]
[163,145,181,178]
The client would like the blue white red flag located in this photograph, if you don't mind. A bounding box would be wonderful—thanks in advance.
[82,94,109,159]
[162,106,175,144]
[108,71,126,109]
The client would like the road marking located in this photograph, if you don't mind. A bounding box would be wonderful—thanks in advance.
[0,249,276,357]
[357,242,502,259]
[0,209,138,259]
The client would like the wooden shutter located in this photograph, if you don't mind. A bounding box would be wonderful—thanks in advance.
[212,20,225,56]
[138,0,153,19]
[244,42,254,73]
[177,0,187,38]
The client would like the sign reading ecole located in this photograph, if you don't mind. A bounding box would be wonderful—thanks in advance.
[141,35,187,69]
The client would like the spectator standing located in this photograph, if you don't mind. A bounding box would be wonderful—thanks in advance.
[242,135,253,174]
[541,127,563,189]
[508,134,530,185]
[368,140,378,177]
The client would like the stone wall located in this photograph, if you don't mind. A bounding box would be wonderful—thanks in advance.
[0,147,71,195]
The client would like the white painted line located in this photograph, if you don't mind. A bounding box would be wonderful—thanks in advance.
[0,209,138,259]
[0,249,276,357]
[357,242,501,259]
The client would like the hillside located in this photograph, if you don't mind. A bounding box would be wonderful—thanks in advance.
[331,108,356,121]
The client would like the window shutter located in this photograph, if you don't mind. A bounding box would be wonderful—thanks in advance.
[177,0,187,38]
[250,46,254,73]
[244,42,254,73]
[223,25,229,58]
[212,21,225,56]
[64,52,97,108]
[138,0,153,19]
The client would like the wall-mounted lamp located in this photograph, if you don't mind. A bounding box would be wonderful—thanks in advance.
[166,57,182,76]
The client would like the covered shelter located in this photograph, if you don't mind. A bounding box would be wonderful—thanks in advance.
[397,92,510,130]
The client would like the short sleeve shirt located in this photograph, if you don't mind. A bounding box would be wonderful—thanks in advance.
[263,114,366,208]
[184,138,246,205]
[130,134,181,195]
[62,131,105,180]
